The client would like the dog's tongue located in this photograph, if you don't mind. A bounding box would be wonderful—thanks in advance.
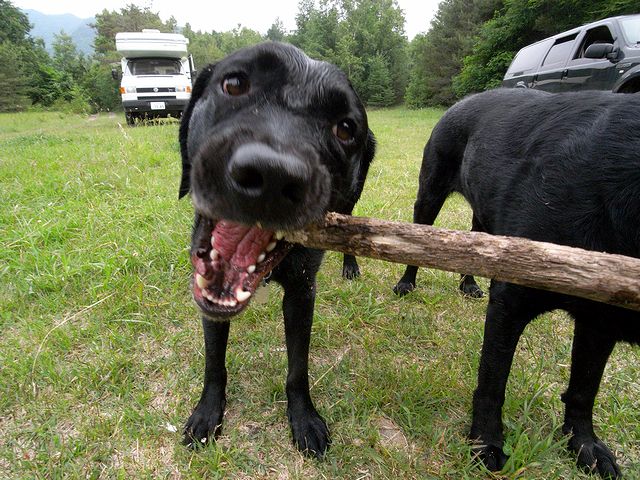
[213,220,274,269]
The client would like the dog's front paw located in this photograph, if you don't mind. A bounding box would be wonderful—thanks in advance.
[342,256,361,280]
[393,280,415,296]
[460,283,484,298]
[183,401,225,448]
[288,408,330,458]
[342,263,361,280]
[569,436,622,479]
[471,443,508,472]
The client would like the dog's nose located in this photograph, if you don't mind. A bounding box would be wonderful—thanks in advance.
[228,143,309,205]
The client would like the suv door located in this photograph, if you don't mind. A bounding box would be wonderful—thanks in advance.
[562,24,619,90]
[532,33,578,92]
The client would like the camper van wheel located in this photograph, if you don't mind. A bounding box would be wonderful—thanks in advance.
[125,112,137,126]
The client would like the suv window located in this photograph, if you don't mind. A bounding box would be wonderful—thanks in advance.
[620,16,640,44]
[505,38,553,76]
[542,34,577,68]
[573,26,615,60]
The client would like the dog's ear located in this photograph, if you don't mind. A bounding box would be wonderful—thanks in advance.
[354,128,376,196]
[178,64,216,199]
[336,128,376,215]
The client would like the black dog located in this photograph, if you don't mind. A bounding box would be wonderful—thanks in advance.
[394,88,640,478]
[178,42,375,457]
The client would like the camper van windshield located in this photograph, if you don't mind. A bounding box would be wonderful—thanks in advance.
[129,58,182,75]
[620,16,640,44]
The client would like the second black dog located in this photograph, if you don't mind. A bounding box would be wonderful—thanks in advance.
[394,88,640,478]
[178,42,375,457]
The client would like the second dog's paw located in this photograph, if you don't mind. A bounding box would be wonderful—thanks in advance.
[471,443,508,472]
[570,437,622,479]
[460,283,484,298]
[342,264,361,280]
[288,409,331,458]
[393,281,415,296]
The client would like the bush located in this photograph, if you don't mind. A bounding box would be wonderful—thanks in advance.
[51,85,93,114]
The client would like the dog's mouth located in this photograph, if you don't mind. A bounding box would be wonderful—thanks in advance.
[191,219,293,318]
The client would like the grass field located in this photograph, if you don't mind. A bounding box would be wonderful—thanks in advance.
[1,109,639,479]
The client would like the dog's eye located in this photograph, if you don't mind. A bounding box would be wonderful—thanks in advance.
[222,74,250,96]
[333,119,356,144]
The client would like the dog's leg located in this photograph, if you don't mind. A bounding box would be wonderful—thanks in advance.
[281,270,330,458]
[469,282,536,471]
[183,318,230,446]
[394,176,450,296]
[561,321,621,478]
[459,214,484,297]
[342,254,360,280]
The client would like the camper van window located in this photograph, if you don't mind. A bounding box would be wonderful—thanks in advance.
[620,16,640,44]
[129,58,182,75]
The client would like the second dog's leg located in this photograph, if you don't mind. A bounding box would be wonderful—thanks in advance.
[469,282,535,470]
[394,182,449,296]
[562,321,621,478]
[459,214,484,297]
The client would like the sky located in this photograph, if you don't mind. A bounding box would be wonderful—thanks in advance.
[12,0,441,40]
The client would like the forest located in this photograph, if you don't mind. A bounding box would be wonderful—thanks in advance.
[0,0,637,113]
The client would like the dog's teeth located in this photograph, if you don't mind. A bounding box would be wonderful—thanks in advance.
[247,264,256,274]
[266,241,277,252]
[210,235,215,247]
[226,298,238,307]
[235,288,251,302]
[275,231,285,240]
[196,274,208,289]
[210,249,219,261]
[257,252,266,263]
[204,292,215,302]
[256,221,262,229]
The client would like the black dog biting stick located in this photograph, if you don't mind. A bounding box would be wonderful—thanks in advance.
[178,42,375,457]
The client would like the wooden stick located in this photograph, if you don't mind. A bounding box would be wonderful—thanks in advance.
[286,213,640,311]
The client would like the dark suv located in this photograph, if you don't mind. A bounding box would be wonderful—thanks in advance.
[503,14,640,93]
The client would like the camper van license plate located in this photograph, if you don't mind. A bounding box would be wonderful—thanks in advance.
[150,102,165,110]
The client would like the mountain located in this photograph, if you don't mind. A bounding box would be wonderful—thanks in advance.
[22,9,95,55]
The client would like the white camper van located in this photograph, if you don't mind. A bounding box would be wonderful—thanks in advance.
[115,29,195,125]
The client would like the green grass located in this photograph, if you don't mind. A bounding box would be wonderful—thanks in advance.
[1,108,639,479]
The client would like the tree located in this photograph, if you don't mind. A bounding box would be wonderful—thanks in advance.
[341,0,408,104]
[0,42,29,111]
[266,18,288,41]
[292,0,408,106]
[292,0,341,60]
[82,63,120,111]
[52,31,86,82]
[0,0,30,44]
[0,0,59,110]
[405,0,502,108]
[182,25,225,68]
[216,25,264,55]
[365,54,395,106]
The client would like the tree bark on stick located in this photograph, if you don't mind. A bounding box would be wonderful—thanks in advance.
[286,213,640,312]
